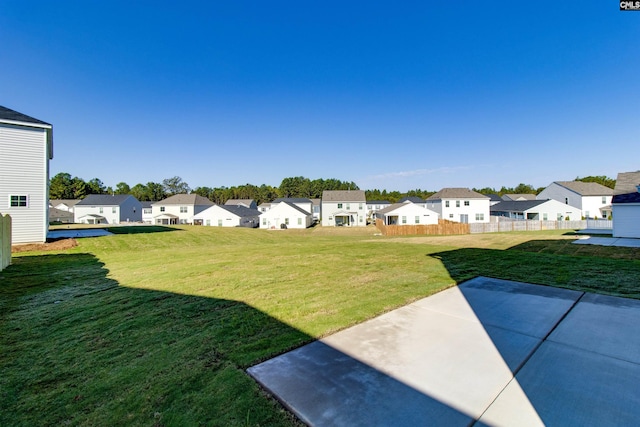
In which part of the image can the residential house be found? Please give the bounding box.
[48,207,74,224]
[537,181,613,219]
[491,200,581,221]
[502,194,537,202]
[225,199,257,209]
[321,190,367,227]
[260,201,313,229]
[399,196,427,208]
[612,171,640,239]
[141,202,153,224]
[0,106,53,244]
[426,188,490,223]
[152,194,214,225]
[366,200,391,222]
[74,195,142,224]
[194,204,260,227]
[311,198,321,222]
[50,199,80,213]
[271,198,313,215]
[375,202,439,226]
[258,202,271,214]
[487,194,503,206]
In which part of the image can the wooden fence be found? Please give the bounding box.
[375,219,469,236]
[0,214,11,271]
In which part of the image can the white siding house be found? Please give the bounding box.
[260,202,313,229]
[74,195,142,224]
[0,106,53,244]
[426,188,490,223]
[537,181,613,219]
[375,202,439,225]
[152,194,214,225]
[366,200,391,222]
[141,202,153,224]
[490,199,582,221]
[194,205,260,227]
[271,198,313,215]
[612,171,640,239]
[321,190,367,227]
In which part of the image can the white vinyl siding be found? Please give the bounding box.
[0,123,50,243]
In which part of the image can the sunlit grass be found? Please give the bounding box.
[1,226,638,425]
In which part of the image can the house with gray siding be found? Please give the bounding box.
[0,106,53,244]
[612,171,640,239]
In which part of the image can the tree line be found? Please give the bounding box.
[50,172,616,205]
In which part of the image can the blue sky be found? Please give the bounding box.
[2,2,638,192]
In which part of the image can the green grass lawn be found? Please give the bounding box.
[1,226,639,426]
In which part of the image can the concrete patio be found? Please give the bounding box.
[248,277,640,426]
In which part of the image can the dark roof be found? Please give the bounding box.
[0,105,51,126]
[612,192,640,204]
[490,200,546,212]
[272,197,312,204]
[614,171,640,195]
[399,196,426,203]
[366,200,391,205]
[427,188,489,200]
[77,194,137,206]
[218,205,261,217]
[487,194,503,202]
[141,201,153,209]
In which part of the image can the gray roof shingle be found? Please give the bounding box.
[0,105,51,126]
[614,171,640,195]
[555,181,613,196]
[76,195,136,206]
[153,194,214,206]
[322,190,366,202]
[427,188,489,200]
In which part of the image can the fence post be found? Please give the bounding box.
[1,214,11,271]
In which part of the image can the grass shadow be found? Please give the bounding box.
[429,240,640,299]
[0,253,308,426]
[106,225,181,234]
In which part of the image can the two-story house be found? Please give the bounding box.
[0,106,53,244]
[536,181,613,219]
[321,190,367,227]
[74,195,142,224]
[426,188,490,223]
[612,171,640,239]
[152,194,214,225]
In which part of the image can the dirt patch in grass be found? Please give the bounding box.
[12,238,78,253]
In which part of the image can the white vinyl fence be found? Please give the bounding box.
[0,214,11,271]
[470,219,611,234]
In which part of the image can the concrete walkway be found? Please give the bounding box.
[572,235,640,248]
[248,277,640,426]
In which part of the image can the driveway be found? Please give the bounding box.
[248,277,640,426]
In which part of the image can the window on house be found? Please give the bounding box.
[297,217,302,225]
[337,203,343,208]
[543,213,548,221]
[602,196,606,204]
[445,201,450,208]
[206,219,211,226]
[449,214,454,218]
[557,213,564,220]
[218,219,223,226]
[160,206,166,212]
[262,218,266,226]
[180,206,188,213]
[565,198,568,205]
[415,216,420,224]
[464,201,470,206]
[346,204,350,210]
[285,218,289,225]
[9,195,28,207]
[402,216,407,224]
[99,207,103,214]
[456,201,460,208]
[359,203,363,210]
[112,207,117,213]
[475,213,484,221]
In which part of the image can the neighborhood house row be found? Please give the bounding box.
[2,105,639,244]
